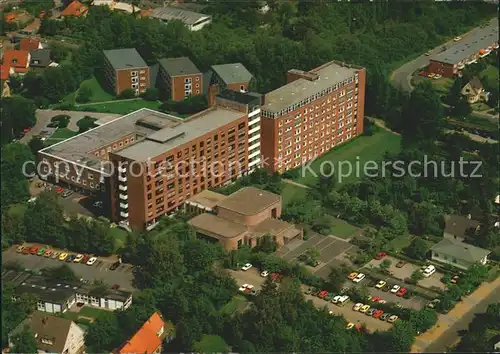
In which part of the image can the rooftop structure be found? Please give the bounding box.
[148,6,211,26]
[431,238,491,267]
[443,214,480,240]
[216,186,281,216]
[158,57,201,77]
[103,48,148,70]
[185,190,228,211]
[211,63,253,85]
[431,19,498,64]
[262,60,361,113]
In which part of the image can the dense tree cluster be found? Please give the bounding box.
[0,97,37,145]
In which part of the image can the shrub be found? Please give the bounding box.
[77,116,98,133]
[119,88,136,99]
[50,115,70,128]
[76,86,92,103]
[142,88,159,101]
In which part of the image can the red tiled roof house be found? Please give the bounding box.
[60,1,89,18]
[2,50,31,74]
[19,37,42,51]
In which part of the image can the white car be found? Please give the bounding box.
[260,270,269,277]
[390,285,401,293]
[331,295,342,304]
[423,265,436,277]
[353,273,366,283]
[241,263,252,271]
[73,254,84,263]
[375,280,386,289]
[352,303,363,311]
[86,257,97,266]
[239,284,249,292]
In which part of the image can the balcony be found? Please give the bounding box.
[118,184,127,192]
[248,108,261,118]
[120,202,128,209]
[118,165,127,173]
[119,194,128,200]
[248,116,261,127]
[120,211,129,218]
[248,157,261,168]
[248,133,260,143]
[249,149,260,160]
[248,141,260,152]
[248,126,260,135]
[118,175,127,182]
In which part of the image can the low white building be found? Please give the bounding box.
[148,7,212,31]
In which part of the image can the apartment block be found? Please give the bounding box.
[260,60,366,174]
[158,57,202,101]
[103,48,150,96]
[37,90,262,232]
[208,63,253,105]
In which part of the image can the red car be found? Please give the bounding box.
[371,296,381,302]
[22,248,31,255]
[56,187,64,193]
[318,290,329,299]
[30,246,39,255]
[82,255,90,264]
[375,252,387,260]
[271,273,283,282]
[396,288,408,297]
[373,309,384,319]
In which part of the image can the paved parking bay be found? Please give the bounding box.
[230,268,266,289]
[2,248,135,291]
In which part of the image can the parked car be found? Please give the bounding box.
[395,261,406,268]
[73,254,84,263]
[353,273,366,283]
[366,308,377,316]
[380,313,390,321]
[51,251,60,259]
[381,284,390,292]
[359,304,370,313]
[433,74,442,79]
[325,293,335,302]
[373,310,384,319]
[390,285,401,293]
[427,299,441,309]
[428,73,435,78]
[44,250,53,258]
[304,288,313,295]
[59,253,68,261]
[22,247,31,255]
[239,284,250,292]
[109,261,120,270]
[353,303,364,311]
[387,315,399,323]
[419,71,426,77]
[331,295,342,304]
[37,248,46,256]
[451,275,459,284]
[66,255,75,262]
[375,280,386,289]
[241,263,252,271]
[346,323,355,329]
[374,252,387,260]
[16,245,25,253]
[260,270,269,277]
[422,265,436,277]
[82,255,90,264]
[62,190,74,198]
[93,201,103,208]
[453,36,462,42]
[337,295,350,306]
[311,288,320,296]
[30,247,39,255]
[243,284,254,293]
[250,289,260,296]
[425,51,432,56]
[370,296,382,303]
[396,288,408,297]
[86,257,97,266]
[56,187,64,193]
[347,272,358,280]
[318,290,329,299]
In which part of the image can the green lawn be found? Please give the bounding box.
[62,306,109,321]
[293,128,402,187]
[44,128,77,146]
[80,76,114,103]
[220,295,248,316]
[329,217,359,239]
[193,335,230,353]
[110,227,128,251]
[79,99,162,115]
[281,183,307,206]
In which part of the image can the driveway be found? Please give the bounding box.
[2,247,135,291]
[391,24,491,91]
[367,257,447,291]
[21,109,120,144]
[276,232,358,278]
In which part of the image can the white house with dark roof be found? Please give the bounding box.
[147,6,212,31]
[430,238,491,270]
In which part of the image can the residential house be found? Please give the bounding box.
[2,49,30,75]
[443,214,480,242]
[19,37,42,51]
[495,339,500,352]
[430,238,491,270]
[461,76,489,103]
[147,7,212,31]
[60,1,89,18]
[103,48,150,96]
[116,312,175,354]
[9,312,85,354]
[158,57,202,100]
[29,49,53,72]
[187,187,303,251]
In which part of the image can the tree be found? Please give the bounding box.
[304,247,320,264]
[182,239,220,273]
[85,312,122,352]
[405,238,429,260]
[28,136,45,155]
[411,269,424,282]
[380,259,392,271]
[142,88,159,101]
[1,97,37,144]
[450,96,472,118]
[254,234,278,254]
[76,85,92,103]
[119,88,136,99]
[311,215,332,235]
[408,308,438,333]
[44,264,77,281]
[1,143,33,207]
[10,328,37,354]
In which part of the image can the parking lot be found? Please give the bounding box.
[276,233,358,278]
[230,268,266,290]
[367,256,447,291]
[2,247,135,291]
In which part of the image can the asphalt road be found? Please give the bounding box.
[390,25,487,91]
[424,284,500,353]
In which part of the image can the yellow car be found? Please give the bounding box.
[375,280,386,289]
[359,304,370,313]
[347,272,358,280]
[346,323,355,329]
[59,252,68,261]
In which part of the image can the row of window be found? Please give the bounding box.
[184,77,201,83]
[94,136,136,157]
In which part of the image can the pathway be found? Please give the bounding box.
[282,178,311,189]
[75,97,144,107]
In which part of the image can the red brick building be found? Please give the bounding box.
[103,48,150,96]
[260,60,366,174]
[37,91,262,232]
[158,57,202,101]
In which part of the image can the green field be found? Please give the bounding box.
[293,128,402,187]
[79,76,115,103]
[281,183,307,206]
[45,128,77,146]
[194,335,230,353]
[79,99,162,115]
[62,306,109,321]
[220,295,248,316]
[329,217,359,239]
